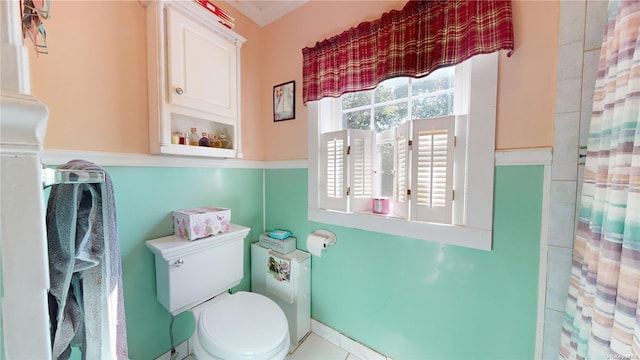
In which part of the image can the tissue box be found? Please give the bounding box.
[172,207,231,241]
[259,232,296,254]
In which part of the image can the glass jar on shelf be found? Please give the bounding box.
[219,131,230,149]
[199,132,210,147]
[171,132,181,144]
[189,128,199,146]
[210,135,222,148]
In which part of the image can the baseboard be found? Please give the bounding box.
[311,319,391,360]
[155,341,190,360]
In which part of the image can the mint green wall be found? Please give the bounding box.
[103,166,263,359]
[265,166,543,359]
[61,164,541,359]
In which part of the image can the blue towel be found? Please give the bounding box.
[47,160,128,359]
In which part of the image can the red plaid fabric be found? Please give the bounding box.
[302,0,514,104]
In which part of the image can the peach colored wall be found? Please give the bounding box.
[260,0,558,160]
[29,0,265,159]
[260,1,407,161]
[30,0,148,154]
[31,0,557,161]
[496,0,557,150]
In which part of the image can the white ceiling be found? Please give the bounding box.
[224,0,308,27]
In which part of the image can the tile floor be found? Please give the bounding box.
[159,329,374,360]
[286,333,362,360]
[164,332,365,360]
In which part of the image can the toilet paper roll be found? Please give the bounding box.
[306,234,328,257]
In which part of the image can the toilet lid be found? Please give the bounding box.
[198,292,289,359]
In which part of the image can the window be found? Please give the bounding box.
[320,67,458,224]
[308,53,499,250]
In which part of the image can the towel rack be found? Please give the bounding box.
[42,167,105,189]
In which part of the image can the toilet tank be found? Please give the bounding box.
[146,224,250,315]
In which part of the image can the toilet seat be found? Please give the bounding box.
[195,292,290,359]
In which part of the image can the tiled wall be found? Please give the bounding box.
[543,1,608,358]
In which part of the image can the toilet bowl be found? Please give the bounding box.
[190,292,290,360]
[145,225,291,360]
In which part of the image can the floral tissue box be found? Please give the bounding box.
[172,207,231,241]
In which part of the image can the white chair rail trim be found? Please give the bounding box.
[43,148,551,169]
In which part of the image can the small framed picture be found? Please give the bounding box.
[273,81,295,122]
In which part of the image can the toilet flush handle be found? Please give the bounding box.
[173,259,184,267]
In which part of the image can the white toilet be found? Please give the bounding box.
[146,224,290,359]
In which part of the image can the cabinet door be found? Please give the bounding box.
[166,7,237,120]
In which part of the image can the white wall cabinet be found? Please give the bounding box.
[145,0,246,158]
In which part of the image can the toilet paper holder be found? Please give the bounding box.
[311,229,337,246]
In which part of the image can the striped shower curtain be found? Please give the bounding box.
[560,1,640,359]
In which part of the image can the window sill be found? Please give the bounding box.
[356,210,404,219]
[308,208,492,251]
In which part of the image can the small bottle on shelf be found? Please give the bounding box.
[171,132,180,144]
[219,131,230,149]
[199,132,210,147]
[211,135,222,148]
[189,128,199,146]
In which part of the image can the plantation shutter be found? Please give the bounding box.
[411,116,455,223]
[349,129,374,212]
[394,122,410,219]
[320,130,348,211]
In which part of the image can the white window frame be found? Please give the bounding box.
[308,52,498,251]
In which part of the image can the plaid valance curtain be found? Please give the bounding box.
[301,0,514,104]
